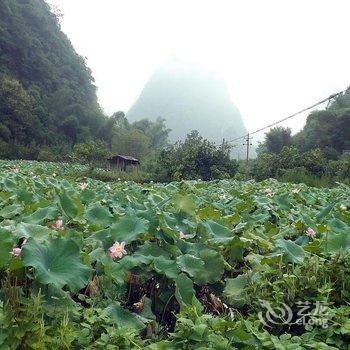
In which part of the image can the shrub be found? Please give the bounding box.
[250,152,278,181]
[156,131,238,181]
[70,140,111,174]
[277,167,333,187]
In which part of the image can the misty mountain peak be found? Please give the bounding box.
[127,61,247,143]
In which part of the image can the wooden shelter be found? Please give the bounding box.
[108,155,140,171]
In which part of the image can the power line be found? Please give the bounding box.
[215,87,348,147]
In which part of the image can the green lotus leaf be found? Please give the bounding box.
[118,254,151,269]
[316,203,335,222]
[275,238,305,263]
[3,178,16,191]
[203,220,234,244]
[135,242,170,259]
[108,302,146,331]
[328,218,348,232]
[324,230,350,253]
[140,297,156,321]
[194,249,225,285]
[0,228,15,267]
[22,238,90,291]
[175,273,195,307]
[0,204,23,219]
[15,188,34,204]
[14,223,54,242]
[22,206,58,224]
[223,274,249,307]
[172,194,196,215]
[59,193,84,220]
[275,195,291,210]
[153,256,180,279]
[85,203,113,227]
[110,213,149,243]
[176,254,205,278]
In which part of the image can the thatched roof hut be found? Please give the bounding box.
[108,155,140,171]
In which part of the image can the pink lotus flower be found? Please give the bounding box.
[108,241,127,260]
[79,182,88,190]
[11,247,22,258]
[306,227,316,238]
[52,219,64,230]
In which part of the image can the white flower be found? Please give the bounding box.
[219,193,228,200]
[79,182,88,190]
[340,204,347,211]
[292,188,300,194]
[179,231,187,239]
[264,188,273,197]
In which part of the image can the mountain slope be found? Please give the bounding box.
[127,62,247,144]
[0,0,105,157]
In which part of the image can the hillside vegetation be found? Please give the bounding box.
[0,0,105,158]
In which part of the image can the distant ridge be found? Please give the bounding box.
[127,60,247,146]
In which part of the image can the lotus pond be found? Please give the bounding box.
[0,160,350,349]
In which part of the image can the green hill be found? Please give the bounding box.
[0,0,105,158]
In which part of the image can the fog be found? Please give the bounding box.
[48,0,350,135]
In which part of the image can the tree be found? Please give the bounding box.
[0,0,106,159]
[71,140,111,173]
[61,116,79,144]
[0,77,43,145]
[261,127,292,154]
[132,117,171,149]
[113,129,150,160]
[112,111,130,130]
[278,146,302,170]
[295,109,350,152]
[250,153,278,181]
[157,130,238,181]
[98,114,119,149]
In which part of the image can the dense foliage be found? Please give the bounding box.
[252,90,350,184]
[0,0,108,157]
[250,146,350,184]
[110,114,171,160]
[295,93,350,153]
[0,160,350,348]
[156,131,238,181]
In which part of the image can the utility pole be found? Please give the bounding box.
[243,133,252,165]
[243,133,252,179]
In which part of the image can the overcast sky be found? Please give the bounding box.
[48,0,350,134]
